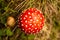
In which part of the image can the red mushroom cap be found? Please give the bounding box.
[18,8,44,34]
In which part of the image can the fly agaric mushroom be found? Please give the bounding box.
[18,8,44,34]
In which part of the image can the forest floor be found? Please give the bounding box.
[0,0,60,40]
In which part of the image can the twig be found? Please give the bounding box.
[18,0,29,11]
[47,2,58,14]
[5,36,8,40]
[12,25,18,32]
[14,1,26,11]
[2,1,14,15]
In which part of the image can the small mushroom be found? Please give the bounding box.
[7,16,16,28]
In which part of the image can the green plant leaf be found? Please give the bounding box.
[28,34,35,40]
[0,29,6,36]
[5,28,13,36]
[0,16,7,24]
[0,29,3,36]
[20,32,27,40]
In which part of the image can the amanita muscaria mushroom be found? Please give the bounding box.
[18,8,44,34]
